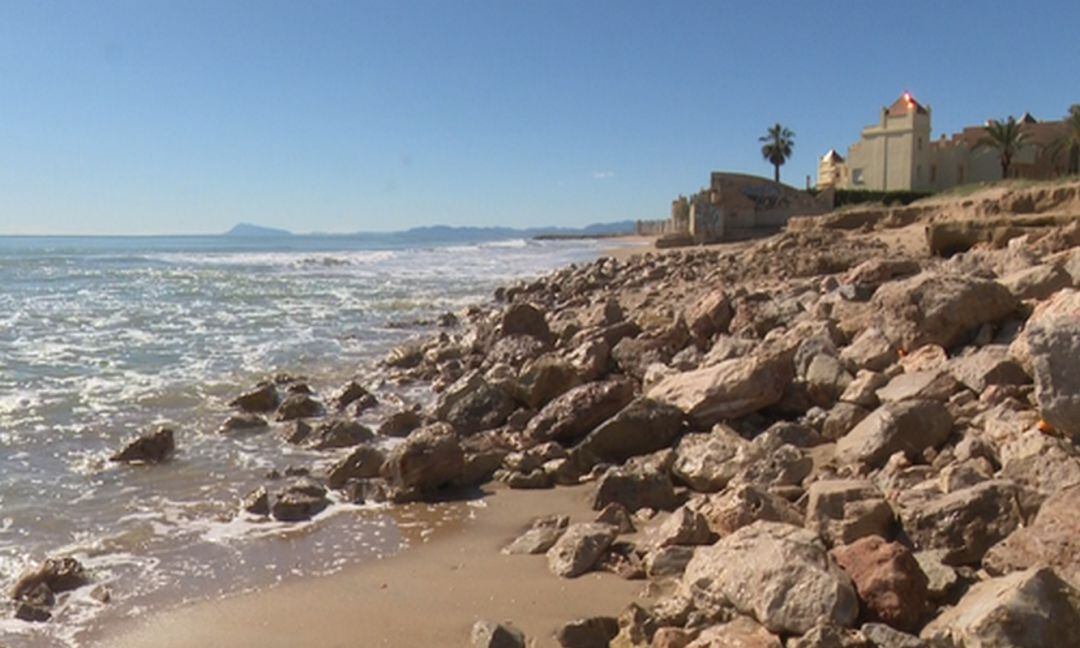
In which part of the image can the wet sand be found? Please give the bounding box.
[99,485,641,648]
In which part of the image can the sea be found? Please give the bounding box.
[0,233,606,646]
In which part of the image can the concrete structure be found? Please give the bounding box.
[638,173,833,243]
[819,93,1071,191]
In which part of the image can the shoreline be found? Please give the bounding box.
[99,485,641,648]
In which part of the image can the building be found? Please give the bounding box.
[819,93,1071,191]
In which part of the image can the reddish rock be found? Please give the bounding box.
[830,535,929,632]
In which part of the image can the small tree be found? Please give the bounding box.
[759,123,795,183]
[976,116,1029,179]
[1055,104,1080,175]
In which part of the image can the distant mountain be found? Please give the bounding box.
[224,223,293,237]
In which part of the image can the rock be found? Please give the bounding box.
[385,343,423,369]
[326,444,385,489]
[592,464,679,513]
[920,567,1080,648]
[382,423,465,495]
[555,616,619,648]
[581,298,624,329]
[516,355,582,410]
[805,353,854,407]
[984,484,1080,587]
[685,290,734,346]
[652,627,692,648]
[839,370,887,409]
[525,378,637,444]
[900,479,1024,565]
[229,383,280,412]
[683,521,858,634]
[686,617,782,648]
[860,624,926,648]
[646,545,697,579]
[805,480,894,547]
[488,335,549,368]
[872,272,1018,350]
[471,620,526,648]
[830,535,929,632]
[732,442,811,490]
[1021,289,1080,438]
[822,402,870,441]
[283,419,312,444]
[15,598,53,622]
[646,352,794,428]
[998,262,1073,300]
[547,522,618,578]
[110,427,176,464]
[671,426,749,493]
[377,409,422,438]
[570,398,685,470]
[307,418,375,449]
[242,486,270,515]
[332,380,370,411]
[702,483,803,537]
[275,393,324,421]
[219,413,268,432]
[949,345,1029,394]
[787,624,872,648]
[595,503,636,534]
[651,506,715,547]
[835,400,952,470]
[500,302,552,344]
[440,375,517,434]
[840,328,898,373]
[913,550,957,600]
[503,515,569,555]
[874,370,959,404]
[566,338,612,382]
[12,557,88,601]
[502,468,553,489]
[270,480,329,522]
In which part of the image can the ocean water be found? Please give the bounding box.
[0,234,603,646]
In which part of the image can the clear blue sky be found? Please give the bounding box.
[1,0,1077,235]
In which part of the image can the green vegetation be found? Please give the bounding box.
[976,116,1029,179]
[1051,104,1080,175]
[759,123,794,183]
[833,189,932,207]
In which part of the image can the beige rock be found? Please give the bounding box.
[805,479,894,547]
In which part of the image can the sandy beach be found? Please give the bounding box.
[99,485,641,647]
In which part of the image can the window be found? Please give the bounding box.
[852,169,864,185]
[930,164,937,183]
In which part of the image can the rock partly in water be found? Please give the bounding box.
[229,383,280,413]
[110,427,176,464]
[382,423,465,496]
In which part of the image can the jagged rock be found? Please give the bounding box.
[1020,289,1080,437]
[683,521,858,634]
[651,506,715,547]
[805,353,854,407]
[592,464,679,512]
[835,400,952,470]
[525,378,636,444]
[984,484,1080,587]
[872,272,1018,350]
[595,503,635,534]
[566,337,612,382]
[671,426,749,493]
[242,486,270,515]
[487,335,549,368]
[471,620,526,648]
[382,423,465,495]
[822,402,870,440]
[702,483,803,537]
[276,393,324,421]
[874,370,959,404]
[110,427,175,464]
[840,328,898,373]
[839,370,887,409]
[501,468,553,489]
[998,262,1073,300]
[685,289,733,346]
[787,624,873,648]
[385,343,423,369]
[645,545,696,579]
[570,398,684,470]
[732,442,811,490]
[547,522,618,578]
[999,428,1080,495]
[229,383,280,412]
[830,535,929,632]
[516,355,582,409]
[332,380,370,411]
[900,479,1024,565]
[646,352,794,428]
[219,413,268,432]
[439,374,516,434]
[500,302,552,344]
[860,624,926,648]
[12,557,88,602]
[686,617,781,648]
[805,480,894,547]
[555,616,619,648]
[913,550,958,601]
[377,408,422,438]
[269,480,329,522]
[283,419,312,444]
[920,567,1080,648]
[307,418,375,449]
[15,584,54,622]
[948,345,1030,394]
[503,515,570,555]
[326,444,385,489]
[581,298,624,329]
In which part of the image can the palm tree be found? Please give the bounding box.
[976,116,1029,179]
[1054,104,1080,175]
[759,123,794,183]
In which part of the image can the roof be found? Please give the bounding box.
[821,149,845,163]
[886,92,929,117]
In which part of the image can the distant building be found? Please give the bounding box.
[819,93,1071,191]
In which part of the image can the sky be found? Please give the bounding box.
[0,0,1077,235]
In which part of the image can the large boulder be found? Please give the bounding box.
[671,426,749,493]
[835,400,952,470]
[515,355,581,409]
[998,262,1073,301]
[524,378,636,444]
[683,521,858,635]
[872,272,1018,350]
[830,535,929,632]
[500,302,553,344]
[685,289,733,347]
[546,522,618,578]
[270,480,330,522]
[382,423,465,495]
[592,463,679,512]
[437,373,517,434]
[984,484,1080,587]
[686,616,782,648]
[920,567,1080,648]
[110,427,176,464]
[1020,289,1080,437]
[646,352,794,428]
[805,480,894,547]
[569,398,684,470]
[325,444,385,489]
[900,479,1024,565]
